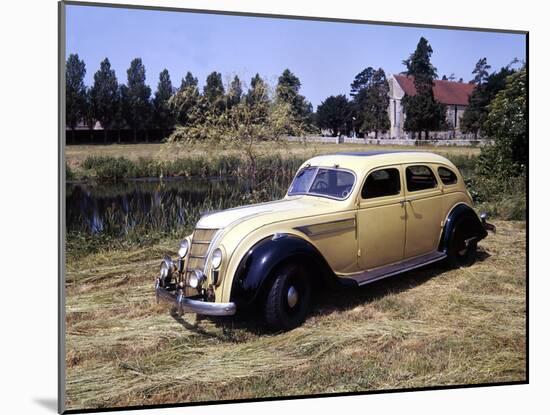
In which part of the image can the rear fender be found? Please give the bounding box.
[439,203,488,253]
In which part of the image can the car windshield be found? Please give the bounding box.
[288,166,355,200]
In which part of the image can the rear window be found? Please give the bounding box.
[406,165,437,192]
[438,167,458,185]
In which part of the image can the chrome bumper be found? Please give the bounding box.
[155,279,236,316]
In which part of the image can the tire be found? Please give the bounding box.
[446,219,478,268]
[264,263,311,331]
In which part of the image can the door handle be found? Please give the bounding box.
[400,199,412,206]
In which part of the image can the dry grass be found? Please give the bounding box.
[64,220,525,410]
[65,141,481,169]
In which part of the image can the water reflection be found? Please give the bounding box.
[66,178,266,237]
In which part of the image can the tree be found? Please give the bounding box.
[227,75,243,109]
[479,68,527,176]
[122,58,152,142]
[316,95,351,137]
[170,71,201,126]
[401,37,447,139]
[350,67,390,138]
[350,67,375,97]
[179,71,198,91]
[275,69,313,130]
[90,58,119,143]
[461,66,515,137]
[66,54,87,143]
[441,75,448,81]
[471,57,491,85]
[153,69,175,138]
[203,71,225,113]
[246,74,270,122]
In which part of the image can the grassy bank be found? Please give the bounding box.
[65,220,526,410]
[66,142,481,168]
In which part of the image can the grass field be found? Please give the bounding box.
[65,142,482,169]
[65,220,526,411]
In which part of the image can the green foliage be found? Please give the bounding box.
[401,37,447,138]
[350,67,390,138]
[275,69,314,132]
[152,69,175,135]
[203,71,226,114]
[227,75,243,108]
[90,58,119,134]
[316,95,351,136]
[65,54,87,132]
[471,57,491,85]
[179,71,198,90]
[478,68,527,177]
[121,58,152,141]
[461,66,515,136]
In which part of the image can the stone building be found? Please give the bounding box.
[388,74,476,138]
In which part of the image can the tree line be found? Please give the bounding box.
[66,37,523,143]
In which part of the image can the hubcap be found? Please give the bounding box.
[287,286,299,308]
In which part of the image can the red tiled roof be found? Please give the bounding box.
[393,74,475,106]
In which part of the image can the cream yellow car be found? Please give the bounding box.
[155,151,494,330]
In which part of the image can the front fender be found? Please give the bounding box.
[229,234,336,309]
[439,203,488,253]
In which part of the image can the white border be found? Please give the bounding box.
[1,1,542,414]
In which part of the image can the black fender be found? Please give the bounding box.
[439,203,488,253]
[229,234,339,309]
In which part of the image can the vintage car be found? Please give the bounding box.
[155,151,494,330]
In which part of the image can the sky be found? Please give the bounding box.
[66,4,526,107]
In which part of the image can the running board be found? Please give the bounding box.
[344,251,447,286]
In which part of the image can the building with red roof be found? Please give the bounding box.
[388,74,476,138]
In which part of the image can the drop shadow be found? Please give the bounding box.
[34,398,57,413]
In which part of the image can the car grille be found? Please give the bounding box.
[184,228,218,295]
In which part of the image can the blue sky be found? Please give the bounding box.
[66,4,526,107]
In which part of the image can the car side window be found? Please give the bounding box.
[361,168,401,199]
[406,165,437,192]
[437,166,458,185]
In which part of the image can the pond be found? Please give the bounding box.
[66,177,290,238]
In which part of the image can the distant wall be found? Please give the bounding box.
[288,136,493,147]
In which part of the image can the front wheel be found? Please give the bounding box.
[264,264,311,331]
[447,221,478,268]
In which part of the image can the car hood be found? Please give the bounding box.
[196,196,343,230]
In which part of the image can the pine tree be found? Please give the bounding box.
[153,69,175,138]
[227,75,243,109]
[471,57,491,85]
[275,69,312,130]
[179,71,198,91]
[66,54,87,143]
[401,37,447,139]
[203,71,225,114]
[90,58,119,143]
[122,58,152,142]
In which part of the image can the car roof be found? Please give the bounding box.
[302,151,455,175]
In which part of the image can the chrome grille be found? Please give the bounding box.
[184,228,218,295]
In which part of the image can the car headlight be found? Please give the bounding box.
[212,248,223,270]
[178,239,189,258]
[159,256,173,283]
[188,270,205,289]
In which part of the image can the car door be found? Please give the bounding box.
[403,164,443,258]
[357,166,406,270]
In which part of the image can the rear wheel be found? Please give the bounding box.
[447,220,478,268]
[264,263,311,331]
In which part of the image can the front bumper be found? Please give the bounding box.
[155,279,236,316]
